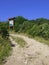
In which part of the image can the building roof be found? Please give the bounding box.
[8,17,15,20]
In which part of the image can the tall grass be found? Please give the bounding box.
[0,36,11,65]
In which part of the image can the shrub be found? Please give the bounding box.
[0,27,9,39]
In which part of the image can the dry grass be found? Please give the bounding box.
[11,36,26,47]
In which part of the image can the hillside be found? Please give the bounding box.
[13,16,49,41]
[0,16,49,65]
[0,16,49,42]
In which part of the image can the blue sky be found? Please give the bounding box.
[0,0,49,21]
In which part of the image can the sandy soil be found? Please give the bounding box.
[4,34,49,65]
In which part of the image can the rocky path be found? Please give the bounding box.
[4,34,49,65]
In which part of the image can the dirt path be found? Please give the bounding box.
[4,34,49,65]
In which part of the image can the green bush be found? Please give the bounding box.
[14,17,49,40]
[0,27,9,39]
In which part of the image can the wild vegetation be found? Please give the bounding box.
[0,16,49,43]
[14,16,49,40]
[0,25,11,65]
[0,16,49,40]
